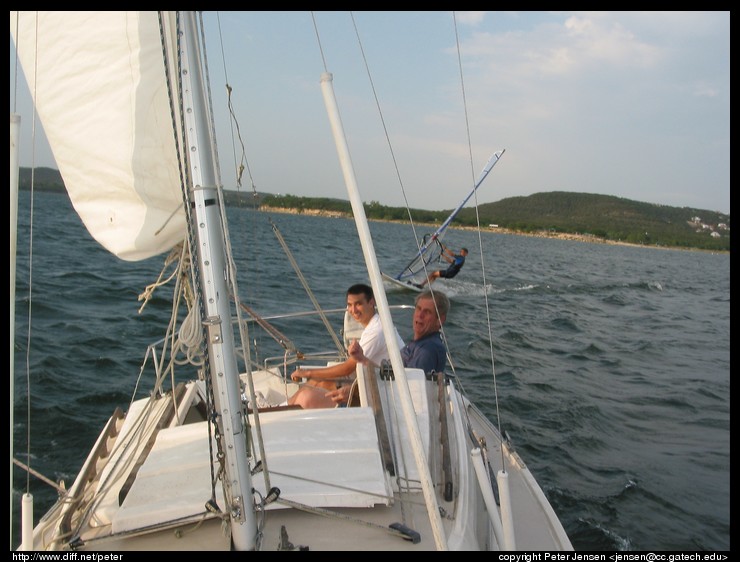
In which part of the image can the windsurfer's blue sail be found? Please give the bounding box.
[386,150,505,288]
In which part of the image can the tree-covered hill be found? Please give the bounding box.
[18,168,729,251]
[257,191,729,252]
[454,191,730,251]
[18,166,66,192]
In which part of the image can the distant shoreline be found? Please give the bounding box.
[257,205,728,254]
[17,189,726,254]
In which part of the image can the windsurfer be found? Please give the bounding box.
[418,244,468,287]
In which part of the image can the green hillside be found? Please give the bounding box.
[258,192,729,252]
[455,191,730,251]
[18,168,729,251]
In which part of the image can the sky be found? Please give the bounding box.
[10,11,730,215]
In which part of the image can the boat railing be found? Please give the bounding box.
[137,303,414,398]
[258,351,346,380]
[238,303,413,376]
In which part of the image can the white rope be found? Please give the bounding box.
[177,303,203,362]
[137,244,181,313]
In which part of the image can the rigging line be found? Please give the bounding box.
[197,10,252,381]
[451,12,505,464]
[269,217,345,356]
[310,12,329,74]
[12,458,65,495]
[216,12,257,197]
[267,468,393,502]
[340,12,493,437]
[214,11,255,194]
[346,12,432,279]
[276,497,415,542]
[425,12,470,386]
[18,11,42,499]
[238,301,300,356]
[203,12,264,385]
[315,11,437,284]
[209,12,265,374]
[11,12,19,112]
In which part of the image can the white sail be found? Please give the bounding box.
[10,11,186,261]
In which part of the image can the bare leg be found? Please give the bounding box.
[420,271,439,287]
[288,385,337,409]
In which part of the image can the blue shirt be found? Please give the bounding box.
[443,254,465,277]
[401,331,446,374]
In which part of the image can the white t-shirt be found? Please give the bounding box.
[359,313,404,365]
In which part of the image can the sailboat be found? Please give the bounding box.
[11,11,573,551]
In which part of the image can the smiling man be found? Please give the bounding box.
[288,283,403,409]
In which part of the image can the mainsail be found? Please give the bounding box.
[10,12,187,261]
[390,150,504,284]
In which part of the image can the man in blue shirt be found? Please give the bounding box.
[398,290,448,374]
[418,244,468,287]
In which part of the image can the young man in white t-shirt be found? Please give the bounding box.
[288,283,403,409]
